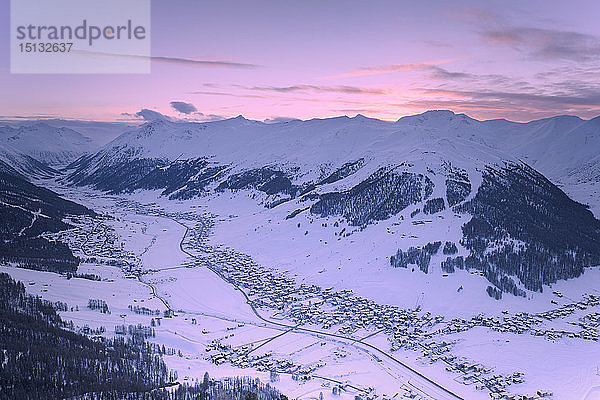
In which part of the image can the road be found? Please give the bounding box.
[151,215,466,400]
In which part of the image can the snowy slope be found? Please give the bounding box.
[67,110,600,186]
[65,111,600,298]
[0,122,95,166]
[67,113,509,186]
[0,142,58,179]
[0,158,92,273]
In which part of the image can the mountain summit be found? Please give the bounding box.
[62,111,600,298]
[0,122,95,166]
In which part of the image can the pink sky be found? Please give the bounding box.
[1,0,600,122]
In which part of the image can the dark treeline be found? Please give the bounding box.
[66,155,166,194]
[88,298,110,313]
[383,162,600,298]
[0,272,286,400]
[0,272,169,399]
[457,163,600,294]
[0,160,92,273]
[0,238,79,273]
[217,167,300,198]
[311,166,434,226]
[422,197,445,214]
[390,241,442,274]
[128,158,228,200]
[65,375,286,400]
[442,241,458,255]
[317,158,365,186]
[445,177,471,207]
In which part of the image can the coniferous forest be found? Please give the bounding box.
[0,272,286,400]
[0,161,92,273]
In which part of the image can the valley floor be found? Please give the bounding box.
[2,183,600,400]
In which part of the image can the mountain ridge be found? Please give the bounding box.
[59,110,600,298]
[0,122,96,167]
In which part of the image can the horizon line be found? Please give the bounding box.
[0,109,598,126]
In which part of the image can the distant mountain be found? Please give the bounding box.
[0,142,59,179]
[64,111,600,296]
[0,119,137,146]
[0,122,95,166]
[0,160,93,273]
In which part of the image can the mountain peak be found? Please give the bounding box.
[352,114,377,122]
[14,122,56,132]
[0,122,95,166]
[396,110,475,126]
[422,109,456,117]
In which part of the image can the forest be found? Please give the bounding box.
[0,161,92,273]
[457,163,600,293]
[0,272,286,400]
[311,166,434,226]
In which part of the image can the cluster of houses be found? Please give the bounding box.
[51,214,139,272]
[186,224,555,399]
[53,201,597,400]
[442,294,600,343]
[205,337,320,378]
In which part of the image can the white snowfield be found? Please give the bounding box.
[4,180,596,400]
[2,110,600,400]
[0,122,95,167]
[0,142,58,178]
[80,110,600,210]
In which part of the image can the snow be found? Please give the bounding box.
[3,183,600,399]
[2,110,600,399]
[0,122,95,166]
[72,111,599,215]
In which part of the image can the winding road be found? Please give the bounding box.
[137,214,467,400]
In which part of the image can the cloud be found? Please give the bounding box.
[192,84,388,98]
[72,50,259,68]
[243,84,389,95]
[200,114,228,122]
[331,108,400,116]
[150,55,258,68]
[177,113,227,122]
[428,66,475,80]
[418,88,600,107]
[481,27,600,62]
[120,109,229,123]
[119,109,172,122]
[190,91,266,99]
[0,114,59,120]
[403,85,600,121]
[425,67,515,89]
[326,59,457,79]
[170,101,198,114]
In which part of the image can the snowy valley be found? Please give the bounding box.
[1,111,600,400]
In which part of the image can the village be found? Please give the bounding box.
[44,199,600,400]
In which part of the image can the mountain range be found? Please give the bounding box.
[0,122,96,167]
[1,110,599,298]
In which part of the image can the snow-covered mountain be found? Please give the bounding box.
[0,123,95,167]
[0,143,58,179]
[0,159,92,273]
[65,111,600,298]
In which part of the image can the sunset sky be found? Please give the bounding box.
[2,0,600,122]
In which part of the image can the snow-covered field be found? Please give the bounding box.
[3,184,600,400]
